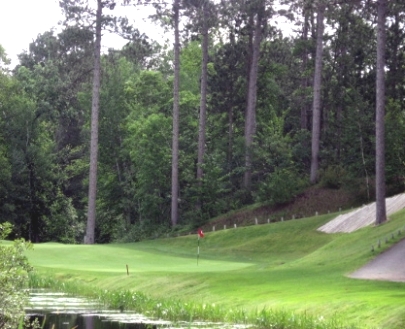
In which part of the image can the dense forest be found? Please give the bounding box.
[0,0,404,243]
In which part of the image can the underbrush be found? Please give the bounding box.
[112,222,173,242]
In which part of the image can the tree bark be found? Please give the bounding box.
[84,0,102,244]
[227,31,236,203]
[195,3,209,213]
[171,0,180,226]
[243,12,262,190]
[375,0,387,225]
[309,2,325,184]
[196,3,209,193]
[300,4,310,130]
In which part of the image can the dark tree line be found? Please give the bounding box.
[0,0,404,243]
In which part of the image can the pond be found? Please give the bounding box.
[25,290,250,329]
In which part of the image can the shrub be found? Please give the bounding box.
[255,169,307,205]
[0,222,32,329]
[113,222,171,242]
[319,165,347,189]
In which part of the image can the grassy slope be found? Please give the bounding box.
[26,210,405,329]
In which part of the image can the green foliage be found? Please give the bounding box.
[385,99,405,194]
[319,165,348,189]
[2,0,405,244]
[0,44,11,72]
[113,222,171,242]
[123,69,171,116]
[290,130,312,174]
[182,154,231,226]
[43,191,84,243]
[252,113,308,206]
[0,223,32,329]
[180,41,203,95]
[94,57,140,242]
[93,211,122,244]
[254,113,292,174]
[0,222,13,239]
[125,113,172,224]
[255,168,307,205]
[0,69,62,240]
[0,141,12,217]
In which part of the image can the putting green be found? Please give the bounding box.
[27,242,253,273]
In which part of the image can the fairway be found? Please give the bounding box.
[25,210,405,329]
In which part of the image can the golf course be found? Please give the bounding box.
[26,209,405,329]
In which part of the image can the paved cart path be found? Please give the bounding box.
[348,238,405,282]
[316,193,405,282]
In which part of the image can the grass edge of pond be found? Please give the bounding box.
[28,272,360,329]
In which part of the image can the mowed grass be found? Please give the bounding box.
[25,209,405,329]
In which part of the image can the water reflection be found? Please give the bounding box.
[28,312,157,329]
[25,291,250,329]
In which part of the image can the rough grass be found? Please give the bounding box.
[25,209,405,329]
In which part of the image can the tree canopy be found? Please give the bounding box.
[0,0,403,242]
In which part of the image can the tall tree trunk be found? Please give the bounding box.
[84,0,102,244]
[336,4,351,162]
[243,12,262,190]
[171,0,180,226]
[387,9,399,101]
[375,0,387,225]
[196,3,209,210]
[27,159,39,242]
[300,4,310,130]
[227,84,234,174]
[310,2,325,184]
[227,31,236,208]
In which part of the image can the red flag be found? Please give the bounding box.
[198,228,204,238]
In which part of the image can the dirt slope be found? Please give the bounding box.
[204,187,356,231]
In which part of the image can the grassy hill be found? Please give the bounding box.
[25,206,405,329]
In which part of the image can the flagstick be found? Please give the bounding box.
[197,235,200,265]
